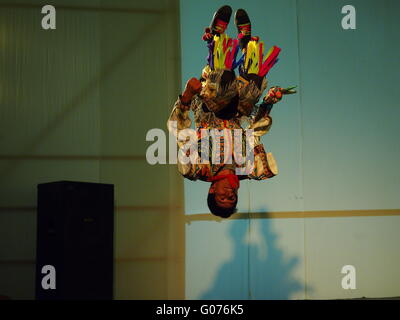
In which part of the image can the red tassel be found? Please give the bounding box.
[259,46,281,76]
[202,27,213,41]
[222,37,231,53]
[225,39,238,69]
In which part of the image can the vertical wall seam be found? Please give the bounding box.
[295,0,307,300]
[248,181,252,299]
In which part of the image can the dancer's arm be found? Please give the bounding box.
[167,78,202,149]
[167,78,211,180]
[249,85,296,135]
[247,145,278,180]
[247,86,285,136]
[244,87,285,179]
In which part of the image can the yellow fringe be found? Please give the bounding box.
[213,34,231,70]
[245,40,265,74]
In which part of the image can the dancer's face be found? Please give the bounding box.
[200,79,218,99]
[209,178,238,209]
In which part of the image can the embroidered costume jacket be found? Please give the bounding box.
[167,94,278,182]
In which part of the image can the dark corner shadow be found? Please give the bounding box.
[201,209,312,300]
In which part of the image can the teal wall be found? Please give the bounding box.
[181,0,400,299]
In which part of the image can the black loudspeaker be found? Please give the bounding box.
[35,181,114,300]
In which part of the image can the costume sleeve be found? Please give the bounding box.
[167,96,192,149]
[177,162,212,182]
[248,144,278,180]
[167,96,209,181]
[242,103,278,180]
[247,102,273,137]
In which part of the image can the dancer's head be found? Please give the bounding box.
[207,173,239,218]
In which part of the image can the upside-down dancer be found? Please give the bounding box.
[167,6,296,218]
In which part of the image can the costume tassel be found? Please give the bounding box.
[258,42,264,74]
[207,40,215,70]
[231,40,244,70]
[244,40,260,74]
[259,45,281,77]
[213,34,232,70]
[224,38,239,69]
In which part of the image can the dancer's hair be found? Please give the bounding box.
[207,192,237,218]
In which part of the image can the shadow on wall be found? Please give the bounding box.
[201,214,310,299]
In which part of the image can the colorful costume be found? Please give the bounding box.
[167,93,278,181]
[167,6,295,185]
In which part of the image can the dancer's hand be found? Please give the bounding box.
[181,78,202,106]
[263,87,283,104]
[263,86,297,104]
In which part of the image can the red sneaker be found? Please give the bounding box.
[210,5,232,35]
[235,9,251,49]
